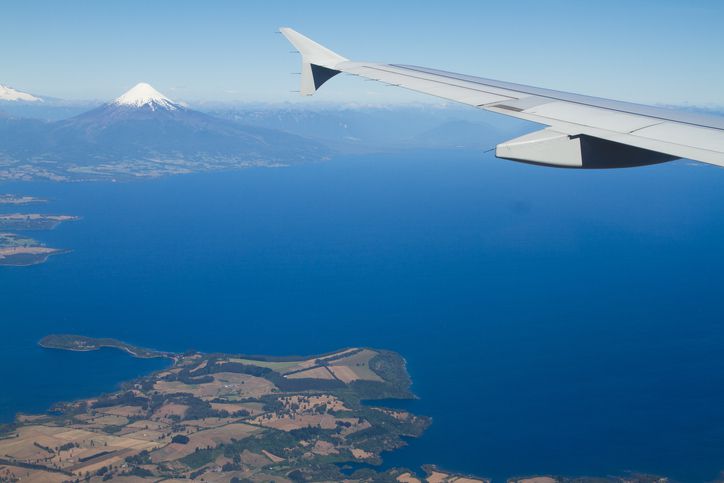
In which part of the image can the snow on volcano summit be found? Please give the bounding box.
[0,84,42,102]
[113,82,178,111]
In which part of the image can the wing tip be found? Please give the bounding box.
[279,27,346,96]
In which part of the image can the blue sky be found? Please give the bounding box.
[2,0,723,106]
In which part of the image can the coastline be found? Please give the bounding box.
[0,335,431,481]
[16,335,673,483]
[38,334,177,360]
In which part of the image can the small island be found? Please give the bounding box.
[0,194,46,205]
[0,336,670,483]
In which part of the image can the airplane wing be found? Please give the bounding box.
[280,27,724,169]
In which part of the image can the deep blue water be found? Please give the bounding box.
[2,151,724,482]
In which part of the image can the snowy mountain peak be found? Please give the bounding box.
[0,84,42,102]
[113,82,178,111]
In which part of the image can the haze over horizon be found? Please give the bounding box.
[2,0,724,107]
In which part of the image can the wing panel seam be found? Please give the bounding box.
[356,65,517,103]
[393,64,724,132]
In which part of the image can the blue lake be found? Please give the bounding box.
[2,151,724,482]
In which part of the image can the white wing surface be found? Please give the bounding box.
[280,27,724,169]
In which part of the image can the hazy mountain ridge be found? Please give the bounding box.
[206,104,529,151]
[47,102,326,163]
[0,84,329,181]
[0,93,535,181]
[0,82,548,181]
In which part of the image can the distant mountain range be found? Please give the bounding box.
[207,105,521,151]
[0,83,328,181]
[0,81,538,181]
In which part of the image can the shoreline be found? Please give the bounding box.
[38,334,177,361]
[0,248,70,267]
[23,335,674,483]
[1,335,429,482]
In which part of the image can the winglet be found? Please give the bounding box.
[279,28,347,96]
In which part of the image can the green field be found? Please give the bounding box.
[229,358,299,371]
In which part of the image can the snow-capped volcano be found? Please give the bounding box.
[0,84,42,102]
[0,83,328,178]
[112,82,178,111]
[43,81,327,169]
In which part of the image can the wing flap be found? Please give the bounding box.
[634,122,724,154]
[522,102,663,133]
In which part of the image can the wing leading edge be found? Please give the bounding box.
[280,27,724,169]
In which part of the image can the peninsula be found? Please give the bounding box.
[0,196,78,267]
[0,233,67,267]
[39,335,176,360]
[0,213,80,231]
[0,335,669,483]
[2,336,428,482]
[0,194,46,205]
